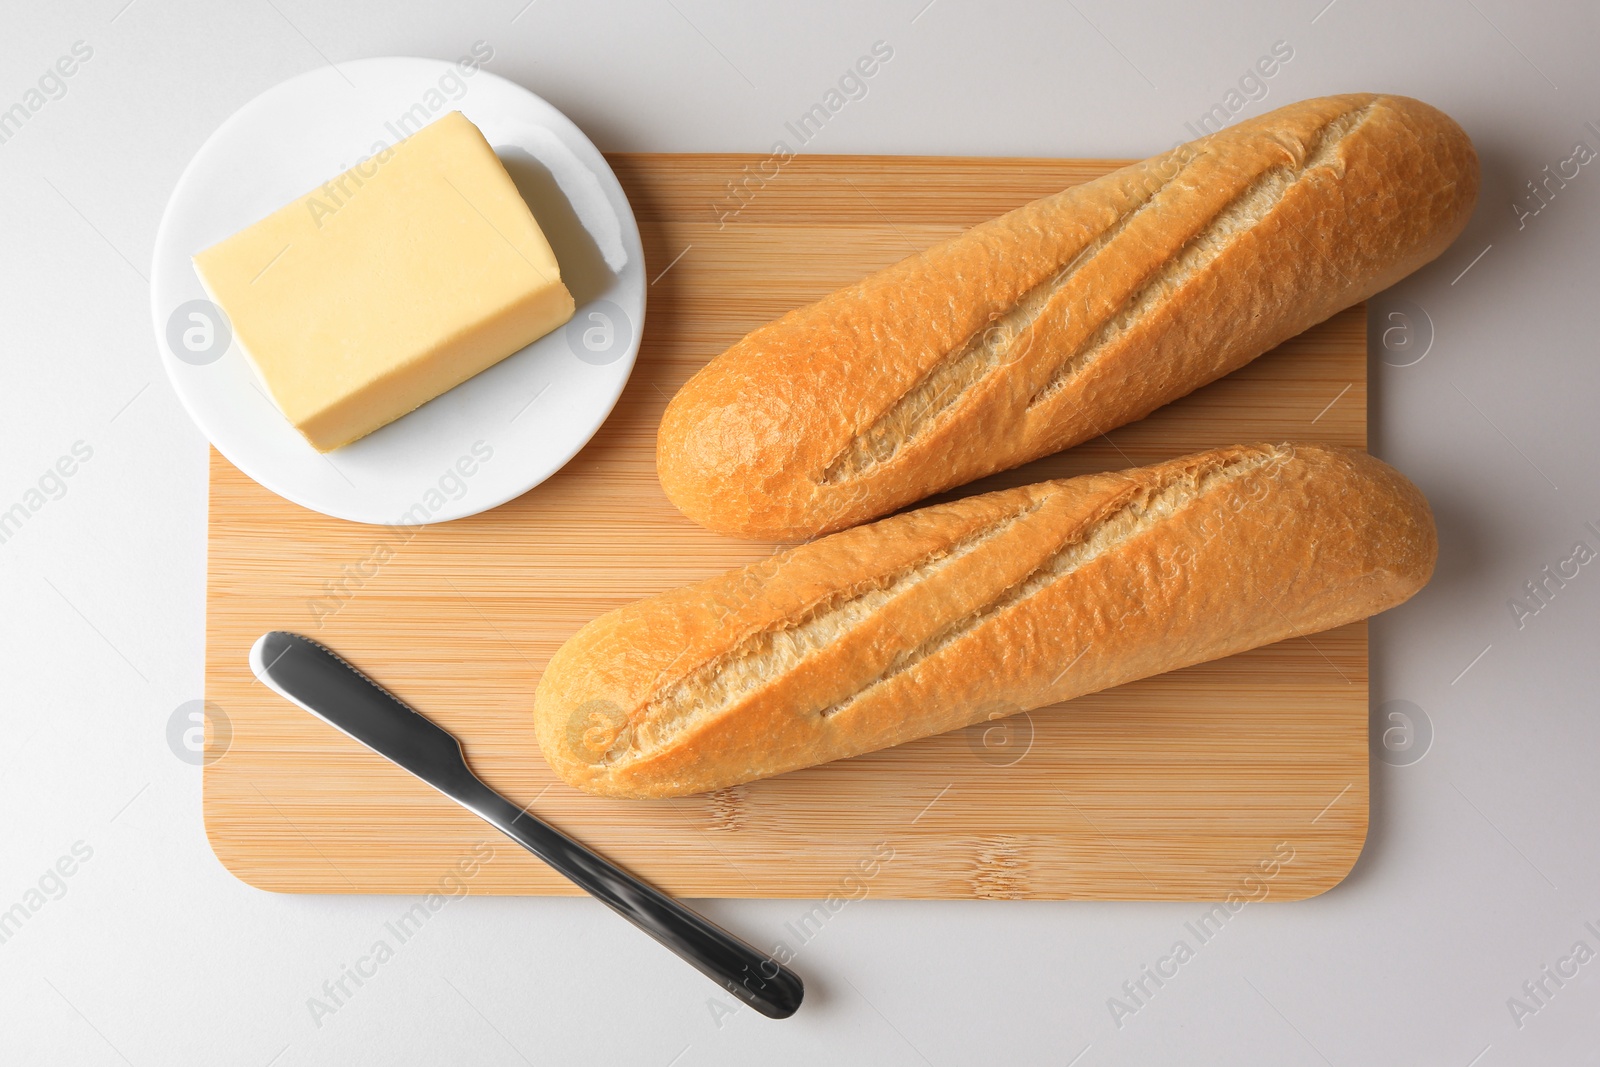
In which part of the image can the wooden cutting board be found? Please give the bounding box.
[204,153,1369,901]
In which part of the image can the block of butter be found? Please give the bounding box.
[193,111,574,451]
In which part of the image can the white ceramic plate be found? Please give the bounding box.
[151,56,645,525]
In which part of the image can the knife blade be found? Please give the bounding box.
[249,630,804,1020]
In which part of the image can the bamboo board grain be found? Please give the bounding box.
[204,153,1370,901]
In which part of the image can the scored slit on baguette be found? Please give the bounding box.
[535,443,1437,799]
[657,93,1478,540]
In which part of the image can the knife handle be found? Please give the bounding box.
[466,788,804,1020]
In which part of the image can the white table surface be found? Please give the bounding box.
[3,1,1597,1063]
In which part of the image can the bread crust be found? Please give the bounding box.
[536,444,1438,798]
[657,94,1478,539]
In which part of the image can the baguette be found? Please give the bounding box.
[657,94,1477,540]
[536,443,1436,798]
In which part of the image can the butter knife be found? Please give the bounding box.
[249,631,804,1019]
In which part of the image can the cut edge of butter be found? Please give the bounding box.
[299,281,574,452]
